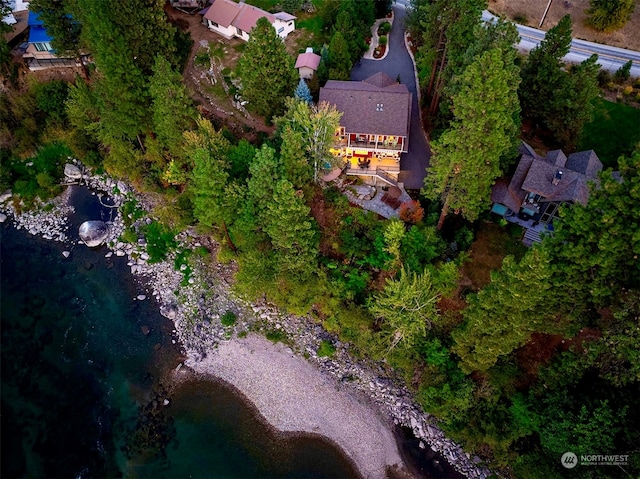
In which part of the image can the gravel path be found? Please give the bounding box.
[184,333,404,479]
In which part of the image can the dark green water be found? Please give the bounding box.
[0,187,360,479]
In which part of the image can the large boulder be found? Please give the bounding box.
[79,220,109,247]
[64,163,83,180]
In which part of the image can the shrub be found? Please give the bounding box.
[614,60,632,83]
[380,21,391,34]
[194,49,210,67]
[141,221,177,263]
[317,339,336,357]
[221,310,237,326]
[265,328,287,344]
[379,35,388,46]
[513,13,528,24]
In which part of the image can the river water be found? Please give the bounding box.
[0,187,359,479]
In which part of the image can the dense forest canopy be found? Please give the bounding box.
[1,0,638,477]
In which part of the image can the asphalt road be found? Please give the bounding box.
[481,10,640,76]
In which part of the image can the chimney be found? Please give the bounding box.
[552,170,563,186]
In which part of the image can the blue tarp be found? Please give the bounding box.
[28,11,53,44]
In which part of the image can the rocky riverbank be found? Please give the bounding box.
[0,164,493,479]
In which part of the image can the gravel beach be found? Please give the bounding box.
[185,333,405,479]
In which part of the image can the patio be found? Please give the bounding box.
[339,183,412,219]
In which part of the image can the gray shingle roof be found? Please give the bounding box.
[499,143,602,208]
[566,149,602,177]
[319,73,412,138]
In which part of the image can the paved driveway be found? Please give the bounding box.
[350,5,431,190]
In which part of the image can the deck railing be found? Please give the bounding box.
[345,166,399,187]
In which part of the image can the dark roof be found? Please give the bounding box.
[545,149,567,167]
[497,142,602,209]
[319,73,412,138]
[565,149,602,177]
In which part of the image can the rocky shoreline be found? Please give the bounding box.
[0,164,492,479]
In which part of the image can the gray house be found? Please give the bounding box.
[492,142,602,242]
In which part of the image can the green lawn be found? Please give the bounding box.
[296,14,324,38]
[578,98,640,169]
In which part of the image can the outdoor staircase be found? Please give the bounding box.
[523,228,543,246]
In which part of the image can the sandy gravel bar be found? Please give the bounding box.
[185,333,404,479]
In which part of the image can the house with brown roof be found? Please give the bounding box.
[295,48,321,79]
[491,141,602,243]
[201,0,295,42]
[318,72,412,184]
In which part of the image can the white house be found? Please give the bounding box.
[202,0,295,42]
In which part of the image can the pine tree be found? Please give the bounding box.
[294,78,313,104]
[280,125,313,188]
[452,248,561,373]
[415,0,485,118]
[543,152,640,307]
[149,55,197,157]
[519,15,573,136]
[424,48,521,229]
[547,54,600,149]
[247,144,282,229]
[328,31,352,81]
[237,17,297,121]
[265,179,319,279]
[190,148,231,229]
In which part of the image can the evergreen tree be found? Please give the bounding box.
[190,148,231,228]
[149,55,197,157]
[317,44,330,86]
[227,139,256,180]
[328,31,352,81]
[587,0,635,32]
[237,17,297,121]
[543,152,640,308]
[280,125,313,188]
[246,144,282,229]
[519,15,599,148]
[547,54,600,149]
[265,179,319,279]
[452,248,565,373]
[415,0,485,118]
[614,60,633,83]
[294,78,313,104]
[441,19,519,141]
[424,48,521,229]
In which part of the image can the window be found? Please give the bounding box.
[278,27,284,34]
[376,103,383,111]
[34,42,51,52]
[210,21,219,28]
